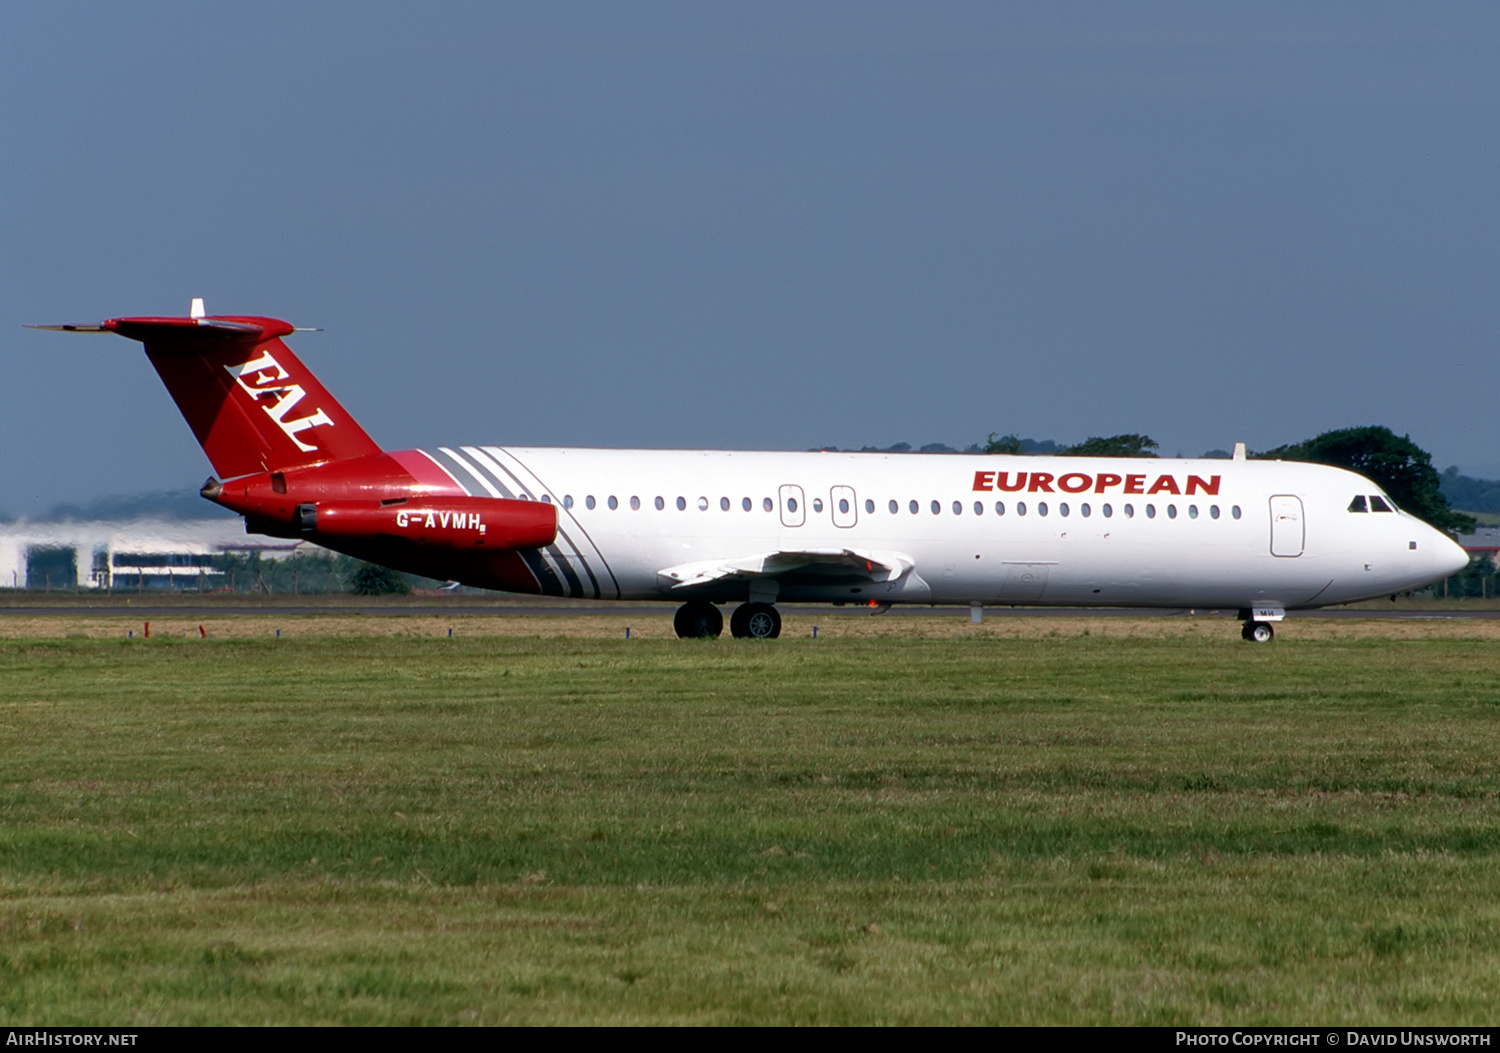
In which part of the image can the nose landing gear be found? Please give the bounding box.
[1238,606,1282,643]
[1241,620,1274,643]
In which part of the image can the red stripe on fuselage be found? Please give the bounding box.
[390,449,472,497]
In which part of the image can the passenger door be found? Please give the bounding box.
[1269,495,1305,557]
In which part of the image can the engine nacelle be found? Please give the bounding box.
[298,496,557,551]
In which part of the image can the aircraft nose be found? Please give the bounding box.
[1432,529,1471,579]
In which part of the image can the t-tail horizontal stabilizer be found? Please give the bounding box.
[29,298,379,480]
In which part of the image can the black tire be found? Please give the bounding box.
[730,602,780,639]
[729,606,780,639]
[1242,621,1274,643]
[674,601,723,639]
[729,604,751,638]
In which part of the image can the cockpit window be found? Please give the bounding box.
[1348,495,1368,513]
[1370,495,1394,513]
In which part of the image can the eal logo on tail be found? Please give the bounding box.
[228,350,335,452]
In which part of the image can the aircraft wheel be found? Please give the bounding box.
[674,601,723,639]
[731,602,781,639]
[1242,621,1274,643]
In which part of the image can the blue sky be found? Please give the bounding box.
[5,3,1499,515]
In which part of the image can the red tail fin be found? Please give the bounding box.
[103,312,381,479]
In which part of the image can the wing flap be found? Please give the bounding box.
[658,548,915,590]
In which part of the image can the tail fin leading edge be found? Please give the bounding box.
[52,309,382,480]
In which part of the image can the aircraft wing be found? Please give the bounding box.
[657,548,916,590]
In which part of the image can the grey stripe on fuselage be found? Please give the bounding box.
[483,444,618,603]
[430,447,554,590]
[437,447,503,498]
[559,534,602,598]
[445,446,595,598]
[518,548,566,596]
[478,446,619,601]
[458,446,520,499]
[459,446,592,597]
[539,542,585,598]
[416,449,474,496]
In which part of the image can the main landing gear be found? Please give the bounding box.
[673,601,782,639]
[730,602,781,639]
[673,600,723,639]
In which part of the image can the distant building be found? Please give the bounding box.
[1457,527,1500,569]
[0,519,307,591]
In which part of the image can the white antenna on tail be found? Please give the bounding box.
[190,297,206,319]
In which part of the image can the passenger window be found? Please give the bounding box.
[1167,505,1177,519]
[676,496,687,511]
[995,501,1006,515]
[1371,496,1394,512]
[931,500,940,514]
[1188,505,1198,519]
[1146,504,1156,519]
[541,495,552,503]
[630,496,640,510]
[1124,504,1134,518]
[763,497,773,512]
[866,499,875,513]
[1348,495,1368,513]
[840,498,851,514]
[608,496,619,510]
[1102,503,1112,518]
[1059,503,1069,517]
[1081,503,1091,517]
[563,495,574,509]
[1232,505,1242,519]
[1017,501,1027,516]
[973,501,983,516]
[787,497,798,513]
[586,495,596,510]
[1210,505,1220,519]
[952,501,962,515]
[1038,502,1049,517]
[813,498,824,513]
[654,496,665,511]
[909,500,918,514]
[720,497,731,511]
[889,500,899,514]
[743,497,752,511]
[698,496,709,511]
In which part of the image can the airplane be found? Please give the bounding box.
[33,300,1471,642]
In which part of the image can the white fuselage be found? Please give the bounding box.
[420,447,1469,609]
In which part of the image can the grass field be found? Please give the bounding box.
[2,612,1499,1025]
